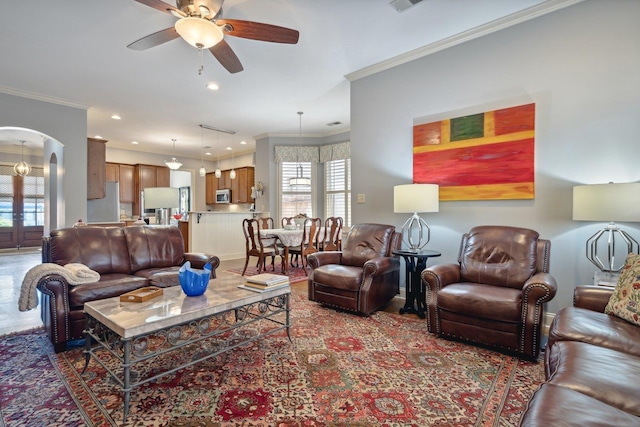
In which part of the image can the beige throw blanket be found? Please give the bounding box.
[19,263,100,312]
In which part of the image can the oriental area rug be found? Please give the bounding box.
[1,293,544,426]
[227,265,309,284]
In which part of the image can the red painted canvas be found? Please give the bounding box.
[413,103,535,200]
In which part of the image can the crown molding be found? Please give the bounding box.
[346,0,585,82]
[0,85,89,110]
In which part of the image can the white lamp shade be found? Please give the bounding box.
[144,187,180,209]
[175,17,223,49]
[573,183,640,222]
[394,184,439,213]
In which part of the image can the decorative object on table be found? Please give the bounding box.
[394,184,439,251]
[421,225,556,360]
[413,103,535,200]
[73,219,87,227]
[173,213,183,220]
[289,111,311,187]
[165,138,182,170]
[178,261,212,297]
[293,213,308,228]
[573,182,640,285]
[144,187,180,225]
[13,140,31,176]
[128,0,299,75]
[119,286,163,303]
[240,272,290,292]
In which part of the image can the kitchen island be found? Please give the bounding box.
[188,211,269,261]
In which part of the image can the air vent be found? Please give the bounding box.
[389,0,424,13]
[326,121,342,127]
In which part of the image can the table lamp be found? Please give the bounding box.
[144,187,180,225]
[394,184,439,251]
[573,182,640,282]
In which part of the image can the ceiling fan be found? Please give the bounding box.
[128,0,299,74]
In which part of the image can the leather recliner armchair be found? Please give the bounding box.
[421,225,557,360]
[307,223,401,315]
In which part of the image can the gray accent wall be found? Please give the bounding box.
[350,0,640,311]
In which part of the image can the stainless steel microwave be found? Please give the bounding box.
[216,189,231,203]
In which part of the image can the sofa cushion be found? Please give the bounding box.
[605,253,640,326]
[519,383,640,427]
[68,274,148,308]
[135,267,182,288]
[311,264,363,291]
[438,283,522,322]
[548,306,640,357]
[125,225,185,273]
[341,223,394,267]
[460,226,538,289]
[49,227,131,275]
[546,340,640,416]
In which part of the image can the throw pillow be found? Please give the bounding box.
[605,253,640,325]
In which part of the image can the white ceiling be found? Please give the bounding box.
[0,0,572,160]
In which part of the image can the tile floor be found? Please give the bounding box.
[0,250,410,337]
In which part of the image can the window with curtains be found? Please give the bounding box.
[279,161,314,218]
[325,158,351,226]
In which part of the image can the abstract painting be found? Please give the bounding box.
[413,103,535,201]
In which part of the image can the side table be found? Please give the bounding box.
[393,249,441,319]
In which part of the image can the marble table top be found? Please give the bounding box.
[83,271,290,339]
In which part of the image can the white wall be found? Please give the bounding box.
[350,0,640,312]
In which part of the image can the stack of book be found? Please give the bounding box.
[239,273,290,292]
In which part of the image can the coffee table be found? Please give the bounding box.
[81,271,291,423]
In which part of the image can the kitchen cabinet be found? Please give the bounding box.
[205,172,218,205]
[133,164,171,216]
[106,163,135,203]
[87,137,107,200]
[205,166,254,205]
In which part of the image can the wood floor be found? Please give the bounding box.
[0,251,415,337]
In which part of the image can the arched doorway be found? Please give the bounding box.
[0,127,63,248]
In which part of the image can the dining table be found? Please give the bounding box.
[260,227,324,273]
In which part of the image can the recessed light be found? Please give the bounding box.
[206,82,219,91]
[111,114,121,120]
[131,141,139,145]
[240,140,247,145]
[205,152,212,156]
[226,147,232,150]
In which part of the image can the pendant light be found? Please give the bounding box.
[198,128,206,177]
[165,139,182,170]
[14,140,31,177]
[289,111,311,187]
[229,140,236,180]
[214,130,222,177]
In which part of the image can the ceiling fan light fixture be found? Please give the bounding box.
[175,17,223,49]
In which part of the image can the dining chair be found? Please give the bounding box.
[289,217,322,270]
[281,217,296,227]
[321,216,343,251]
[241,218,285,275]
[258,217,275,230]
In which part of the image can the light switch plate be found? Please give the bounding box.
[357,193,366,204]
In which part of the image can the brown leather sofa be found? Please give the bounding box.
[421,225,557,360]
[37,225,220,353]
[307,223,401,315]
[519,286,640,426]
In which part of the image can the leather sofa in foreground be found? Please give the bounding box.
[37,225,220,353]
[519,286,640,426]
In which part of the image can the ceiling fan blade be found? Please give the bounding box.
[209,40,243,73]
[127,27,180,50]
[216,19,299,44]
[133,0,183,15]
